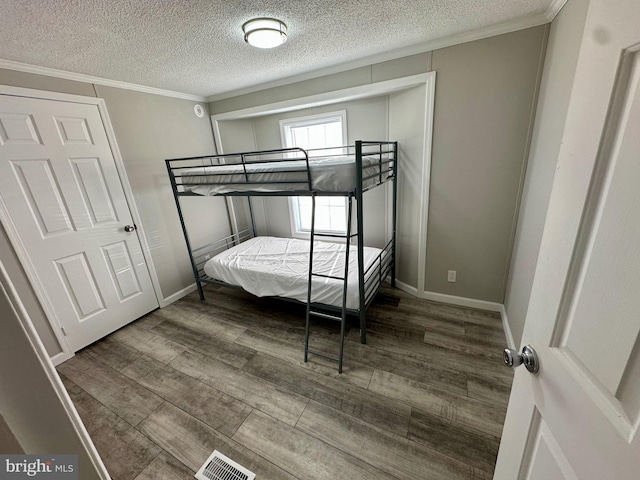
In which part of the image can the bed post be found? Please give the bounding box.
[355,141,366,344]
[165,159,205,301]
[304,193,317,362]
[247,197,258,238]
[391,141,398,288]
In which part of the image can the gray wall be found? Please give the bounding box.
[389,85,429,288]
[216,119,257,234]
[211,53,432,114]
[426,26,548,302]
[504,0,590,346]
[0,70,221,357]
[0,68,97,97]
[211,27,548,303]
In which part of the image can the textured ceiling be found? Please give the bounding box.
[0,0,556,98]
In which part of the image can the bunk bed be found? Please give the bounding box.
[166,140,398,373]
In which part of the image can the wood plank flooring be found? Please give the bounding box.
[57,285,513,480]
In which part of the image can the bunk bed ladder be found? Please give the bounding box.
[304,194,353,374]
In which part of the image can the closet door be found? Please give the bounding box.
[0,94,158,352]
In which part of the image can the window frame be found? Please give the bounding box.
[279,110,347,153]
[279,111,349,239]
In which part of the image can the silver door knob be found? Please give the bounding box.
[124,224,137,233]
[504,345,539,374]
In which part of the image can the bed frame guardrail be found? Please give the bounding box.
[166,143,396,196]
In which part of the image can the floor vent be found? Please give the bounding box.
[195,450,256,480]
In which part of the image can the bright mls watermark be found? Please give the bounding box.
[0,455,77,479]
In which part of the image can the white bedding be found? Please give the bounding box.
[203,236,382,309]
[179,155,390,195]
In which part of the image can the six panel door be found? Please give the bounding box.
[0,94,158,352]
[495,1,640,478]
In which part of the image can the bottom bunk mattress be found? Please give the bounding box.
[203,236,382,309]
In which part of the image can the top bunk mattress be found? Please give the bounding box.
[203,236,382,309]
[177,154,391,195]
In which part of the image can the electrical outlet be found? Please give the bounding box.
[447,270,457,283]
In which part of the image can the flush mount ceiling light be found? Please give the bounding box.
[242,18,287,49]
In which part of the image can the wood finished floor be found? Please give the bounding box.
[57,285,513,480]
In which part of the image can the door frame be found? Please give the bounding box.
[0,259,110,479]
[0,85,164,361]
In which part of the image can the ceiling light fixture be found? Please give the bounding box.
[242,18,287,49]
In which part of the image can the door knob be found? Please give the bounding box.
[124,224,137,233]
[504,345,539,374]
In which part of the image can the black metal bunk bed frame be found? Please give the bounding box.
[166,140,398,373]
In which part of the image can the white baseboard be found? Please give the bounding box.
[50,351,70,367]
[421,291,502,312]
[162,283,197,306]
[395,280,502,312]
[500,305,517,350]
[394,279,419,296]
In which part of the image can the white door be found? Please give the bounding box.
[495,1,640,479]
[0,94,158,352]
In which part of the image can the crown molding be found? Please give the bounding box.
[207,11,554,102]
[0,58,207,102]
[545,0,570,21]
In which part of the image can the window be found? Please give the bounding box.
[293,196,347,233]
[280,111,348,236]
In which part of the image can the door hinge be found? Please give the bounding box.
[61,327,67,336]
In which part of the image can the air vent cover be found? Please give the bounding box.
[195,450,256,480]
